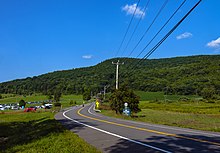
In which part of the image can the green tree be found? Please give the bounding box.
[201,86,216,99]
[0,94,2,99]
[83,91,91,101]
[19,99,26,108]
[47,94,53,100]
[54,90,62,102]
[109,86,140,114]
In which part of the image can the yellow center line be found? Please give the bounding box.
[77,107,220,146]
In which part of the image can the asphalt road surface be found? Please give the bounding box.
[55,103,220,153]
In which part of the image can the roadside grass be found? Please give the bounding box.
[100,91,220,132]
[0,111,100,153]
[100,108,220,132]
[135,91,202,101]
[139,101,220,114]
[59,95,84,108]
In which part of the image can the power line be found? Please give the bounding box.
[122,0,202,79]
[135,0,187,58]
[120,0,151,57]
[114,0,141,57]
[126,0,169,58]
[122,0,187,73]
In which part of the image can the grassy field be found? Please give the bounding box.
[0,94,85,109]
[135,91,202,101]
[0,111,100,153]
[0,94,48,104]
[100,91,220,132]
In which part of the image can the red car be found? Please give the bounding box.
[24,107,36,112]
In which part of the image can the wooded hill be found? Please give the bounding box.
[0,55,219,98]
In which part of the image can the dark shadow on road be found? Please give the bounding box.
[105,134,220,153]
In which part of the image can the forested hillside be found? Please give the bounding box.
[0,55,219,97]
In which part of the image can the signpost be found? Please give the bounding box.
[123,102,131,116]
[96,100,100,109]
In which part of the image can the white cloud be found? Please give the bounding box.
[122,3,145,18]
[207,37,220,48]
[176,32,193,40]
[82,55,93,59]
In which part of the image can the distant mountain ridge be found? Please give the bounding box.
[0,55,219,96]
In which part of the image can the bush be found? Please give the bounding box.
[178,96,190,102]
[0,94,2,99]
[69,100,74,106]
[19,99,26,107]
[54,102,61,107]
[109,86,140,114]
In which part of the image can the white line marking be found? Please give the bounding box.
[87,103,220,137]
[88,104,102,117]
[63,108,172,153]
[112,117,220,137]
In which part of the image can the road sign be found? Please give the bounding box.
[96,101,100,109]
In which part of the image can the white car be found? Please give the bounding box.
[0,105,5,111]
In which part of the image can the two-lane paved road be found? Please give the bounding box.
[55,103,220,153]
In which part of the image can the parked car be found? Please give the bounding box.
[11,106,19,110]
[45,104,52,109]
[0,105,4,111]
[24,106,36,112]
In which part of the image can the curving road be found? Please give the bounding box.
[55,103,220,153]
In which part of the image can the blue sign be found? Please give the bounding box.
[123,107,131,116]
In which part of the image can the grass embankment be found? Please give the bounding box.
[101,92,220,132]
[0,111,100,153]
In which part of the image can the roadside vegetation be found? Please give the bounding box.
[101,91,220,132]
[0,111,100,153]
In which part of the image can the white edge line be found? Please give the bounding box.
[87,103,220,137]
[113,117,220,137]
[93,103,101,112]
[88,104,102,117]
[63,108,172,153]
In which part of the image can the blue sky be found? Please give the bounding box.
[0,0,219,83]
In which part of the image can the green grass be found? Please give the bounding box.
[0,94,85,110]
[101,109,220,132]
[0,94,48,104]
[135,91,202,101]
[139,101,220,114]
[100,91,220,132]
[0,111,100,153]
[59,95,84,108]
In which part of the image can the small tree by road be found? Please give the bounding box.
[109,86,140,114]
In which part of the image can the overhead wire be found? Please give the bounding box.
[114,0,141,58]
[120,0,151,57]
[122,0,187,74]
[122,0,202,79]
[125,0,169,59]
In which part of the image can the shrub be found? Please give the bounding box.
[19,99,26,107]
[69,100,74,106]
[109,86,140,114]
[54,102,61,107]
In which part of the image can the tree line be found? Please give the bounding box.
[0,55,219,99]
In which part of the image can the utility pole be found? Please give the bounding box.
[103,85,109,100]
[112,60,124,90]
